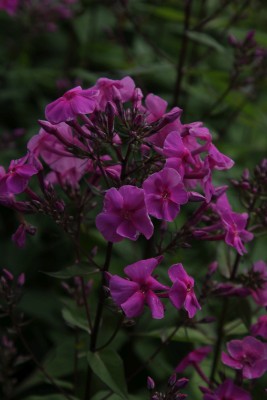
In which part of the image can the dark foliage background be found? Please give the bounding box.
[0,1,266,399]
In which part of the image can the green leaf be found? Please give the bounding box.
[41,263,99,279]
[236,298,252,330]
[62,308,91,333]
[137,326,215,345]
[23,396,78,400]
[87,349,128,399]
[186,31,225,53]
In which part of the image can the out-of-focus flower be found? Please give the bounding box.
[251,315,267,339]
[222,336,267,379]
[201,378,251,400]
[175,345,212,373]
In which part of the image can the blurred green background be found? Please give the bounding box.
[0,0,266,399]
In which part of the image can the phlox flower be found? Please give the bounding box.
[93,76,135,110]
[175,345,212,373]
[96,185,154,242]
[45,86,99,124]
[143,168,188,222]
[202,379,251,400]
[222,336,267,379]
[0,154,41,195]
[251,315,267,339]
[168,263,201,318]
[215,193,253,255]
[109,258,168,319]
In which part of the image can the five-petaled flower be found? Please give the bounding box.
[109,257,168,319]
[143,168,188,222]
[222,336,267,379]
[96,185,154,242]
[168,263,201,318]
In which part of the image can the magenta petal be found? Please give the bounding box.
[70,95,96,115]
[184,292,201,318]
[169,281,187,309]
[121,291,145,318]
[17,165,38,178]
[133,209,154,239]
[146,291,164,319]
[243,359,267,379]
[227,340,244,359]
[95,213,123,242]
[124,258,158,283]
[45,98,74,124]
[104,188,123,212]
[221,352,243,370]
[168,263,192,284]
[117,220,139,240]
[162,200,180,221]
[109,275,139,305]
[6,174,27,194]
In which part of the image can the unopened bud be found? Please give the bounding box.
[147,376,155,390]
[175,377,189,389]
[2,269,14,281]
[17,273,25,286]
[168,373,177,386]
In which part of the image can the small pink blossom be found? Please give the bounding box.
[0,154,41,195]
[215,193,253,255]
[96,185,154,242]
[202,379,251,400]
[45,86,99,124]
[168,263,201,318]
[176,345,212,373]
[94,76,135,110]
[143,168,188,222]
[222,336,267,379]
[109,258,168,319]
[251,315,267,339]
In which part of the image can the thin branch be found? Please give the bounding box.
[172,0,193,107]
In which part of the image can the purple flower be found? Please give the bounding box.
[176,346,212,373]
[96,185,154,242]
[109,258,168,319]
[94,76,135,110]
[202,379,251,400]
[0,0,18,15]
[249,260,267,307]
[45,86,99,124]
[251,315,267,339]
[215,194,253,255]
[143,168,188,222]
[168,263,201,318]
[0,154,41,195]
[222,336,267,379]
[12,223,37,248]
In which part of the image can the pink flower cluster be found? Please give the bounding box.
[109,258,201,319]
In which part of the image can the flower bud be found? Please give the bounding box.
[147,376,155,390]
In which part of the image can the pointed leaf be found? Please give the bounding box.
[87,349,128,399]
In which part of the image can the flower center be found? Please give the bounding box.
[122,210,132,220]
[161,191,170,200]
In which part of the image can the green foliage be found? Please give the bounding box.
[87,349,128,399]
